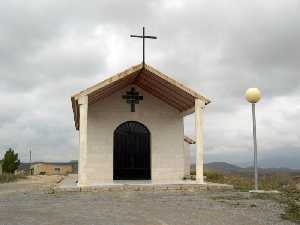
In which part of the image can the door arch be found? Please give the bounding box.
[113,121,151,180]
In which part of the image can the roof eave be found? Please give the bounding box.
[144,64,211,104]
[71,63,211,130]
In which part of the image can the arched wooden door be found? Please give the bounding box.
[113,121,151,180]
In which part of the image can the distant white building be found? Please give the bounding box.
[71,64,210,186]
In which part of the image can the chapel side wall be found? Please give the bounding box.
[84,85,185,185]
[184,141,191,177]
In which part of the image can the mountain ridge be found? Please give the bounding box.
[191,162,300,174]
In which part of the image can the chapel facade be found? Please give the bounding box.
[71,64,210,186]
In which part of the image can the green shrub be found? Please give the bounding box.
[0,174,26,183]
[225,175,253,191]
[190,169,196,176]
[2,148,20,174]
[204,171,224,182]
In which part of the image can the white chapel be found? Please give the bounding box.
[71,63,210,186]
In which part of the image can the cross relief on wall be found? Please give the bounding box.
[122,87,143,112]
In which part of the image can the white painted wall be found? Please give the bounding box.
[80,85,185,185]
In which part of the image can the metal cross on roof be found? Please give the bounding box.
[122,87,143,112]
[130,27,157,66]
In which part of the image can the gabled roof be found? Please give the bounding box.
[71,64,210,130]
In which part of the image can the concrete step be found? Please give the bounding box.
[54,182,233,193]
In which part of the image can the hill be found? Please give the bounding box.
[191,162,300,175]
[204,162,244,173]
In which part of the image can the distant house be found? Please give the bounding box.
[15,161,78,176]
[30,162,73,175]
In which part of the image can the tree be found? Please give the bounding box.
[2,148,20,174]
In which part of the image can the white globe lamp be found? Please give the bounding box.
[245,88,261,103]
[245,87,261,191]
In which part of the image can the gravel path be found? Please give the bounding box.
[0,180,296,225]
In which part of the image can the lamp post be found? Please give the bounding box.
[245,88,261,191]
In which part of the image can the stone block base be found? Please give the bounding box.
[54,183,233,193]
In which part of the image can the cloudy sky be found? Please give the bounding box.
[1,0,299,168]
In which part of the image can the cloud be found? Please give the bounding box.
[0,0,299,168]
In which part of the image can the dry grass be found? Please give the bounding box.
[203,170,300,223]
[202,170,298,192]
[252,190,300,223]
[0,173,26,183]
[280,192,300,223]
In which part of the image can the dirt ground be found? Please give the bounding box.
[0,176,297,225]
[0,175,62,194]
